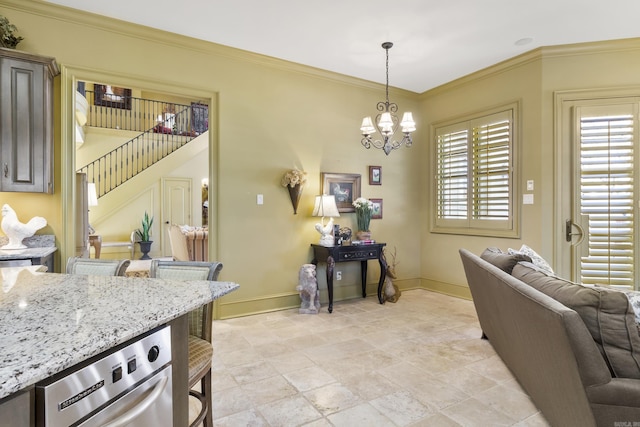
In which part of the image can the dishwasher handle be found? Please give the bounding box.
[102,375,169,427]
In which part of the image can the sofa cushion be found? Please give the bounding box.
[480,247,531,274]
[512,262,640,379]
[508,244,555,276]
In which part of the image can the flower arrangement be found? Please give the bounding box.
[281,168,307,188]
[353,197,373,232]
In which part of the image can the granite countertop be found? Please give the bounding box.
[0,268,239,399]
[0,247,57,260]
[0,235,56,260]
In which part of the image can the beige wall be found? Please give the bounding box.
[1,0,421,318]
[419,40,640,297]
[4,1,640,318]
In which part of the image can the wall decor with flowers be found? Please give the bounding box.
[281,168,307,214]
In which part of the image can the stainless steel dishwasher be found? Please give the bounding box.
[36,325,173,427]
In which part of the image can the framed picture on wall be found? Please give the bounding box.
[94,84,132,110]
[369,166,382,185]
[370,198,383,219]
[321,173,361,213]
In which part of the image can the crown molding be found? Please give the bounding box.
[420,37,640,99]
[2,0,417,98]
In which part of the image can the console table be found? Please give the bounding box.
[311,243,387,313]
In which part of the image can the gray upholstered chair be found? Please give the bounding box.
[149,260,223,427]
[65,257,130,276]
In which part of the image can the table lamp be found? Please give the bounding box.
[87,182,98,234]
[312,195,340,246]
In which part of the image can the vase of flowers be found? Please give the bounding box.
[281,168,307,214]
[353,197,373,240]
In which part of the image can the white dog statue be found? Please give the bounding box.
[297,264,320,314]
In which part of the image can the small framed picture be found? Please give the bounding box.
[369,166,382,185]
[370,198,383,219]
[94,84,132,110]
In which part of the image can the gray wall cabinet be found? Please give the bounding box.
[0,47,59,193]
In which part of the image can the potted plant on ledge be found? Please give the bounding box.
[0,16,23,49]
[135,211,154,260]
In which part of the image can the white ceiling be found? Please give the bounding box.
[45,0,640,93]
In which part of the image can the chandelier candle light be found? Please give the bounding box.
[360,42,416,155]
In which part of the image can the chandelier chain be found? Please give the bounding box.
[385,45,390,107]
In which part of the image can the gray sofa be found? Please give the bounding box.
[459,248,640,426]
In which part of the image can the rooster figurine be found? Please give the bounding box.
[314,217,336,246]
[1,204,47,249]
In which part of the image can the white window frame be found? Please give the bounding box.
[431,102,520,237]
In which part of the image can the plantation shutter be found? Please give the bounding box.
[436,126,469,225]
[470,111,512,229]
[578,105,636,287]
[435,109,513,231]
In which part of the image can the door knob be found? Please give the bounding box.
[565,219,585,243]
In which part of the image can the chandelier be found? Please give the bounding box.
[360,42,416,155]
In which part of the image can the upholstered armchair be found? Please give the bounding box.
[184,228,208,261]
[167,224,209,261]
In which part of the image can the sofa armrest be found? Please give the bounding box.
[586,378,640,407]
[585,378,640,425]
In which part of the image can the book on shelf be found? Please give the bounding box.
[352,239,376,245]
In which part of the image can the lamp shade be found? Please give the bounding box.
[360,116,375,135]
[401,112,416,132]
[312,195,340,218]
[378,112,394,135]
[87,183,99,207]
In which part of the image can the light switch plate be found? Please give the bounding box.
[523,194,534,204]
[527,180,534,191]
[257,194,264,205]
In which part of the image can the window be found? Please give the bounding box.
[433,103,519,237]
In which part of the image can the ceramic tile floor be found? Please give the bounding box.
[190,289,551,426]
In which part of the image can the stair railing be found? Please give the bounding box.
[77,105,203,198]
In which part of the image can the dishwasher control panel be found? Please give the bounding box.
[36,325,172,427]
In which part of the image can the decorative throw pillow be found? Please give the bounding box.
[513,262,640,379]
[623,290,640,335]
[480,247,532,274]
[508,244,555,276]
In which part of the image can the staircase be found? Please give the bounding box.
[77,89,208,198]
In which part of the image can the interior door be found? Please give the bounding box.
[567,102,639,289]
[161,178,192,257]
